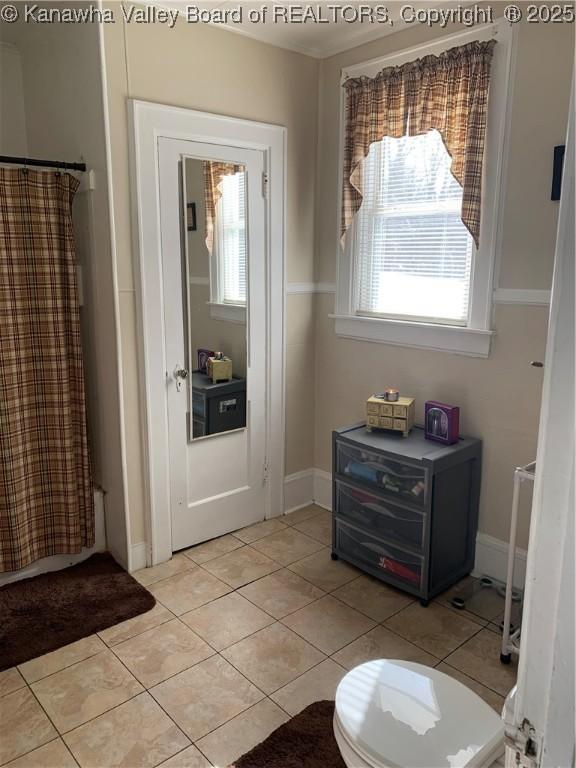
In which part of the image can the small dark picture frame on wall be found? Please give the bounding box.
[187,202,197,231]
[551,145,565,201]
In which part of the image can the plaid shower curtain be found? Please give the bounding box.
[0,169,94,572]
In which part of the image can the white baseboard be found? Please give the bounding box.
[472,532,527,590]
[129,542,148,572]
[283,469,528,589]
[283,469,314,513]
[283,468,332,514]
[0,489,106,586]
[313,469,332,510]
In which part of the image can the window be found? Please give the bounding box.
[354,131,474,326]
[335,22,514,357]
[214,171,247,306]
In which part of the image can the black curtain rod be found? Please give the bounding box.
[0,155,86,172]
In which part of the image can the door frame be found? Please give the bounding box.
[128,99,286,566]
[507,86,574,766]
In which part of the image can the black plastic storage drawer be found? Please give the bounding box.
[335,519,424,591]
[335,480,425,552]
[336,440,428,509]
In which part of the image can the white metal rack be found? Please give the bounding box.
[501,460,536,664]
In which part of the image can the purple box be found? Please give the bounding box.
[197,348,215,374]
[424,401,460,445]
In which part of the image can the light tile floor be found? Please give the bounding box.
[1,505,518,768]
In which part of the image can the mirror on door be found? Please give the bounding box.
[182,157,248,441]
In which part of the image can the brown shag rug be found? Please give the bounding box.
[0,552,155,671]
[232,700,346,768]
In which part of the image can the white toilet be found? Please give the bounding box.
[334,660,504,768]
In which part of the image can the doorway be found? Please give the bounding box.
[160,139,267,550]
[129,101,285,565]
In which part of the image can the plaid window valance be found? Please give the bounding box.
[341,40,497,248]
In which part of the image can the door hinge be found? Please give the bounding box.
[263,460,269,484]
[262,172,269,198]
[506,718,540,768]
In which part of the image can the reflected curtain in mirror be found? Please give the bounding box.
[0,169,94,572]
[204,161,244,256]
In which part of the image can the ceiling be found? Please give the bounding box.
[151,2,466,59]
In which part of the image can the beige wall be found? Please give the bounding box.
[104,10,571,554]
[0,9,128,563]
[0,42,27,155]
[188,285,248,379]
[313,20,573,549]
[103,15,319,545]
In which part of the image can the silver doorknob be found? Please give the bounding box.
[173,365,188,391]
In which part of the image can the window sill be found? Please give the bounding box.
[330,314,494,357]
[208,302,246,324]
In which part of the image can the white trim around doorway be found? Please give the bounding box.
[128,100,286,566]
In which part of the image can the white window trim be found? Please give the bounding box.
[208,302,246,324]
[208,186,247,324]
[333,20,517,358]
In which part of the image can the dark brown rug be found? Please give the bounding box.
[0,552,155,671]
[232,700,346,768]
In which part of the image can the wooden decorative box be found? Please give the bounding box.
[207,356,232,384]
[366,395,415,437]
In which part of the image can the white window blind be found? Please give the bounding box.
[216,171,247,305]
[353,130,474,325]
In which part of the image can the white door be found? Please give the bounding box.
[158,137,268,551]
[507,89,574,766]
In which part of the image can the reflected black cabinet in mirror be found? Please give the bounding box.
[191,371,246,438]
[331,424,481,606]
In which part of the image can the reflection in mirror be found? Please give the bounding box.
[183,157,248,440]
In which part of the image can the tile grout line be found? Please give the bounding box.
[0,736,80,768]
[60,690,167,760]
[185,693,291,767]
[54,656,192,764]
[26,644,184,757]
[437,619,489,662]
[377,609,486,666]
[145,530,356,599]
[143,648,272,755]
[276,609,376,657]
[439,659,507,700]
[16,644,127,689]
[121,589,289,747]
[21,603,504,768]
[8,518,513,765]
[21,680,88,761]
[16,640,108,687]
[106,618,216,690]
[21,548,454,728]
[98,609,177,648]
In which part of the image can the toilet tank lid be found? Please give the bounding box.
[335,660,504,768]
